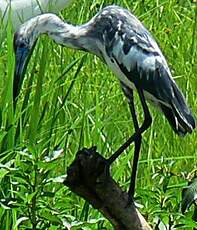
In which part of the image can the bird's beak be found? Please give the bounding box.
[13,46,30,104]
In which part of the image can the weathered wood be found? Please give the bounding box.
[64,147,152,230]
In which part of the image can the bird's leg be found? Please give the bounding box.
[118,84,142,198]
[106,88,152,177]
[127,92,142,199]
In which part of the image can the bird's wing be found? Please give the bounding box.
[102,15,174,105]
[95,6,195,135]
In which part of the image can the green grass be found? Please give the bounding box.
[0,0,197,229]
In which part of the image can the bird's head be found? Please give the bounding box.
[13,24,38,104]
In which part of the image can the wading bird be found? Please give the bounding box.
[13,5,195,198]
[0,0,72,32]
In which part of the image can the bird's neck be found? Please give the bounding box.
[27,13,100,55]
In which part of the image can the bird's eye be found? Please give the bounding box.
[19,42,26,48]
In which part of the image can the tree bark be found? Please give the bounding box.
[64,146,152,230]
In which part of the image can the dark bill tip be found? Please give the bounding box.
[13,46,30,106]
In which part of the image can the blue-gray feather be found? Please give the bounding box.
[87,5,195,135]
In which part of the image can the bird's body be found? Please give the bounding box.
[30,5,194,135]
[92,6,195,135]
[0,0,72,32]
[13,5,195,198]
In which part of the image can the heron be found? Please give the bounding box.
[13,5,195,199]
[0,0,72,33]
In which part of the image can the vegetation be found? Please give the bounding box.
[0,0,196,229]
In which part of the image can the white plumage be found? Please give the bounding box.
[0,0,72,32]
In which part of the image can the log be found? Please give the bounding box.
[64,146,152,230]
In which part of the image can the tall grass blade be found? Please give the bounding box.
[28,42,48,151]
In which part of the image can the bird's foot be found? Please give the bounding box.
[127,193,134,206]
[103,160,111,179]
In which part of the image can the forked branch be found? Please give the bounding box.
[64,147,152,230]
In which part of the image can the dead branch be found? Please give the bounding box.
[64,147,152,230]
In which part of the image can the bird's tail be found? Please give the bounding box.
[160,82,195,136]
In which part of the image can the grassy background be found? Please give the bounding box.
[0,0,197,229]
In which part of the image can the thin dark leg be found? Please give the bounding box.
[107,88,152,165]
[118,85,142,198]
[127,95,142,198]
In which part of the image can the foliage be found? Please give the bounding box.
[181,175,197,225]
[0,0,197,229]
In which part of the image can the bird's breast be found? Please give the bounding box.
[101,45,136,90]
[96,40,169,107]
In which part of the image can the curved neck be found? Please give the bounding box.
[25,13,101,55]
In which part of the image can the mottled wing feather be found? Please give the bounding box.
[102,13,173,105]
[91,6,195,134]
